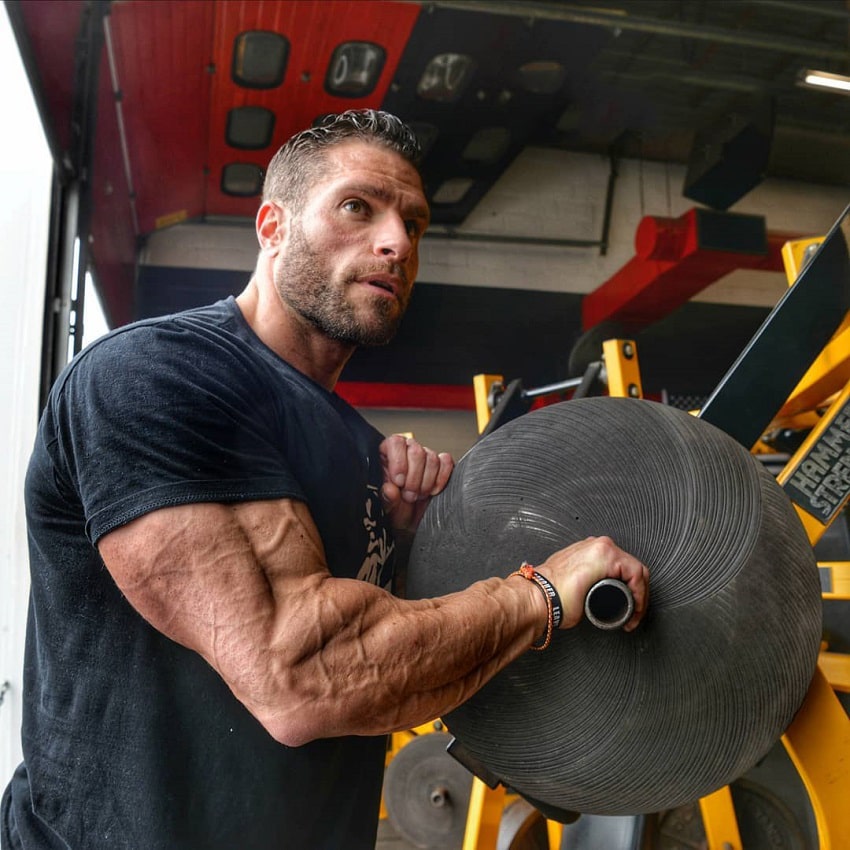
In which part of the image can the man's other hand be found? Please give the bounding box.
[380,434,453,532]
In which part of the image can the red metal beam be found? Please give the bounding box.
[582,208,803,331]
[336,382,474,410]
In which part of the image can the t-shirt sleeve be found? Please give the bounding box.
[49,323,306,544]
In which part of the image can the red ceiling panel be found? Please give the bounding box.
[104,0,420,234]
[203,0,422,219]
[16,0,82,158]
[107,0,216,234]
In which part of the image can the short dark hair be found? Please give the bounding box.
[262,110,422,211]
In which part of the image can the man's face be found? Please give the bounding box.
[272,139,430,347]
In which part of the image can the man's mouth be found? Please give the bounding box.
[368,278,395,294]
[357,272,405,298]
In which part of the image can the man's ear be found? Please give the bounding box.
[256,201,289,255]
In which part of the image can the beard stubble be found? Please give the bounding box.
[273,218,411,347]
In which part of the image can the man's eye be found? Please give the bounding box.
[405,220,421,237]
[343,199,365,214]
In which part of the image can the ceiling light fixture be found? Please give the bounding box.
[226,107,275,150]
[432,177,474,205]
[798,69,850,94]
[517,60,567,95]
[325,42,386,97]
[232,31,289,89]
[221,163,264,197]
[462,127,511,164]
[417,54,476,103]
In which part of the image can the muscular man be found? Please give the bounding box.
[1,110,648,850]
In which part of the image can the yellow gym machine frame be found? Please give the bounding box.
[690,235,850,850]
[381,235,850,849]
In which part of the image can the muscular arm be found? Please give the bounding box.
[98,497,549,746]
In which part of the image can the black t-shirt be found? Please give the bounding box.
[1,298,396,849]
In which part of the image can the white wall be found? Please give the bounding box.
[0,8,52,782]
[142,146,849,312]
[420,148,848,307]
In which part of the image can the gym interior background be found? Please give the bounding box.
[2,1,849,848]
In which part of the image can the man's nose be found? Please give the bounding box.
[374,214,413,261]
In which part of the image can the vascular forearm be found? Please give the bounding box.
[240,573,544,745]
[99,498,549,748]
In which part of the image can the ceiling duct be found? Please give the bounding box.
[683,98,775,210]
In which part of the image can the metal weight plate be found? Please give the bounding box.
[407,398,822,817]
[655,779,808,850]
[384,733,473,849]
[496,799,548,850]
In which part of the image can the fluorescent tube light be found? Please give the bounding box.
[798,69,850,94]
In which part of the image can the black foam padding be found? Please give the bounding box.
[407,398,821,815]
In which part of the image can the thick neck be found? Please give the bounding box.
[235,276,355,392]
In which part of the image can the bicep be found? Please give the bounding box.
[97,497,328,682]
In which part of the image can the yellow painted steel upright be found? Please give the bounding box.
[697,236,850,850]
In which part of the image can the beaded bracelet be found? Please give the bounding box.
[508,562,563,651]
